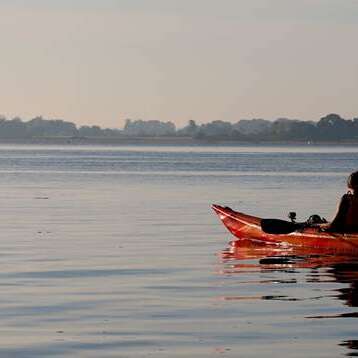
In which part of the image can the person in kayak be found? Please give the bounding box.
[322,171,358,233]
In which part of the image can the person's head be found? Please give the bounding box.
[347,171,358,191]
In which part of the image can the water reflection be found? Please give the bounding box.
[341,341,358,357]
[220,239,358,357]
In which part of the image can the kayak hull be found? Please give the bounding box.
[212,204,358,252]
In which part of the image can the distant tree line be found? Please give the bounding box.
[0,115,122,139]
[0,113,358,142]
[176,114,358,141]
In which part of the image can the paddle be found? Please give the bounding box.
[261,219,304,235]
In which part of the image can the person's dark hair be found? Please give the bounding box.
[347,171,358,189]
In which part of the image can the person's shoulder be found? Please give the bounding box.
[341,193,353,205]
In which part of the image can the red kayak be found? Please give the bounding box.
[212,204,358,252]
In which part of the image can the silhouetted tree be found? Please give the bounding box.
[177,120,198,137]
[316,113,353,140]
[123,119,176,136]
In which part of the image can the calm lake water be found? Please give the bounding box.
[1,144,358,357]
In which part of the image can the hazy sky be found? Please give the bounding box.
[0,0,357,128]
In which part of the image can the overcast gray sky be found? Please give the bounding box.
[0,0,357,127]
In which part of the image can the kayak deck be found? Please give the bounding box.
[212,204,358,251]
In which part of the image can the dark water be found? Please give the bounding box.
[0,144,358,357]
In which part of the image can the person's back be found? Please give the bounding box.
[328,172,358,233]
[343,193,358,232]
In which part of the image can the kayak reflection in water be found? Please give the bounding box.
[219,242,358,357]
[321,171,358,233]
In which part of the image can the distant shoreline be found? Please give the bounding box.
[0,136,357,146]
